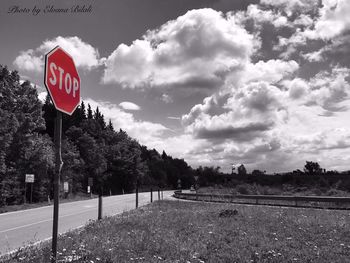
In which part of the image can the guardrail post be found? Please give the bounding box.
[136,186,139,208]
[150,188,153,203]
[158,188,160,200]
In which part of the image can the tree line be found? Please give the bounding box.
[0,65,196,206]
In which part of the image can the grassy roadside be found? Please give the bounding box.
[2,200,350,263]
[197,185,350,197]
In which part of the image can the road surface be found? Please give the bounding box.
[0,190,174,255]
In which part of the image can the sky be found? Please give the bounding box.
[1,0,350,173]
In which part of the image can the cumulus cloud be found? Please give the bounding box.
[180,51,350,172]
[183,81,287,143]
[119,101,141,111]
[14,36,101,73]
[85,99,168,146]
[273,0,350,59]
[102,8,257,89]
[237,4,290,28]
[260,0,319,15]
[243,59,299,84]
[303,0,350,40]
[14,49,44,72]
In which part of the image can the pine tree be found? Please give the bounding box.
[87,104,93,119]
[107,119,114,131]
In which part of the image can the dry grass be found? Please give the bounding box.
[2,200,350,262]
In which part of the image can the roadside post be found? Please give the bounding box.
[88,177,93,198]
[136,178,139,208]
[177,179,182,193]
[64,181,69,198]
[98,194,103,220]
[194,176,199,200]
[44,46,80,263]
[158,188,160,200]
[25,174,34,203]
[150,188,153,202]
[134,155,139,209]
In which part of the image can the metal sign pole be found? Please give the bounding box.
[30,183,33,203]
[24,182,27,204]
[51,111,63,263]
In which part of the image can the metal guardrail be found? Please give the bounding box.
[173,191,350,209]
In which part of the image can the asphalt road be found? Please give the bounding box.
[0,190,174,255]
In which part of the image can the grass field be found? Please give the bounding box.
[3,200,350,263]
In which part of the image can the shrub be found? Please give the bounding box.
[237,185,249,194]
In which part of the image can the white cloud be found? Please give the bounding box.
[119,101,141,111]
[243,59,299,84]
[161,94,173,104]
[102,8,257,90]
[273,0,350,58]
[38,91,48,103]
[84,99,168,146]
[303,0,350,40]
[14,49,44,72]
[241,4,290,28]
[14,36,101,73]
[180,45,350,172]
[260,0,319,15]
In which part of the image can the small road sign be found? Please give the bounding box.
[64,182,69,193]
[25,174,34,183]
[88,177,93,186]
[44,46,80,115]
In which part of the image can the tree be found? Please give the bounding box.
[0,66,47,205]
[42,94,56,138]
[107,119,114,131]
[304,161,322,175]
[237,164,247,176]
[87,104,93,119]
[80,101,86,120]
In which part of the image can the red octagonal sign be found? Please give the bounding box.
[44,46,80,115]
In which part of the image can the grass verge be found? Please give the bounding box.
[2,200,350,262]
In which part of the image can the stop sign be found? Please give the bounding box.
[44,46,80,115]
